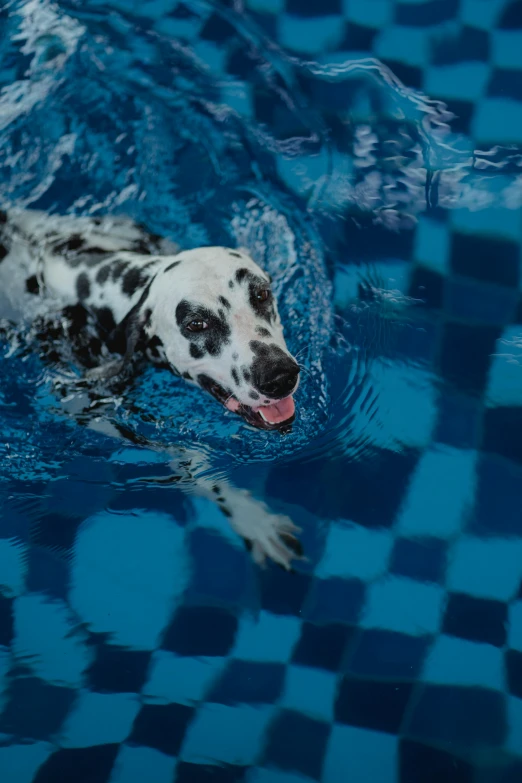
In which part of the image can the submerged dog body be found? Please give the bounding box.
[0,209,304,567]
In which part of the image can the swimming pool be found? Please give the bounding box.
[1,0,522,780]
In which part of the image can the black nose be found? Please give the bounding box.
[253,355,300,399]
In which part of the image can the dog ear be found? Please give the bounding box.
[86,286,150,381]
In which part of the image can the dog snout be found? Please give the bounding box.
[254,355,300,399]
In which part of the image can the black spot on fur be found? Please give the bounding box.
[231,367,240,385]
[94,306,117,334]
[148,334,164,359]
[219,505,232,518]
[228,280,234,289]
[249,391,260,400]
[229,251,242,258]
[56,234,84,254]
[218,296,230,309]
[0,244,8,261]
[111,259,129,281]
[190,344,205,359]
[143,308,152,328]
[212,485,220,494]
[122,267,147,296]
[232,352,239,361]
[256,327,271,338]
[236,268,249,284]
[96,265,111,285]
[164,260,180,274]
[25,275,40,294]
[76,272,90,301]
[242,368,251,382]
[182,372,192,380]
[176,299,231,358]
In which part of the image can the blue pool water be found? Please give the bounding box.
[1,0,522,781]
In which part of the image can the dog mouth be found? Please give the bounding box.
[197,375,296,432]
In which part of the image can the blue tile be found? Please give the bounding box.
[443,592,507,647]
[399,740,474,783]
[435,393,481,449]
[0,537,28,597]
[425,62,490,101]
[362,576,444,636]
[471,454,522,536]
[348,630,430,680]
[231,611,302,664]
[474,98,522,144]
[446,278,518,325]
[86,643,151,694]
[506,649,522,699]
[316,524,393,581]
[208,660,286,705]
[0,742,53,783]
[0,677,76,740]
[281,666,336,723]
[451,233,520,287]
[506,696,522,758]
[162,606,238,657]
[110,745,177,783]
[263,710,330,780]
[33,745,119,783]
[375,25,429,67]
[335,677,413,734]
[423,635,504,690]
[129,703,194,756]
[323,725,398,783]
[61,692,140,748]
[186,528,252,605]
[483,407,522,466]
[143,651,224,706]
[181,703,274,767]
[408,685,506,747]
[278,15,345,55]
[397,446,477,538]
[396,0,459,26]
[413,216,450,274]
[176,762,247,783]
[509,600,522,652]
[303,578,365,626]
[390,537,447,584]
[0,594,13,647]
[292,623,354,672]
[26,546,70,601]
[439,322,501,395]
[492,30,522,68]
[447,536,522,601]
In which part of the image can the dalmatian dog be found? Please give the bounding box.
[0,208,304,567]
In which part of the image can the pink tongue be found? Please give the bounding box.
[255,396,295,424]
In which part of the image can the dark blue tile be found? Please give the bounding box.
[304,577,365,625]
[286,0,342,16]
[0,595,14,647]
[483,407,522,467]
[499,1,522,29]
[499,760,522,783]
[443,593,507,648]
[408,685,506,746]
[396,0,459,26]
[393,315,440,365]
[29,512,82,555]
[399,739,474,783]
[409,266,445,310]
[292,623,353,672]
[446,278,518,325]
[343,221,415,262]
[129,703,194,756]
[175,763,247,783]
[263,710,330,780]
[0,677,76,740]
[259,568,312,617]
[390,537,447,584]
[200,13,235,42]
[208,660,285,705]
[472,455,522,536]
[26,546,70,601]
[335,677,414,734]
[186,528,252,606]
[451,234,519,288]
[435,391,482,449]
[340,22,377,51]
[162,606,238,657]
[86,643,151,694]
[33,745,119,783]
[348,630,430,680]
[439,322,501,396]
[442,99,475,135]
[431,26,489,65]
[506,649,522,699]
[489,69,522,101]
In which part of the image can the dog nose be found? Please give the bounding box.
[254,356,300,399]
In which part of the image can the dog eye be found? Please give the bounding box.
[186,320,209,332]
[256,288,271,303]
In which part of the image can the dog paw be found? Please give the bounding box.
[249,515,304,570]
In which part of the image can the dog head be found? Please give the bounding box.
[134,247,299,431]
